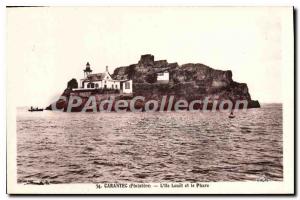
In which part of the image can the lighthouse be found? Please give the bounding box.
[83,62,93,78]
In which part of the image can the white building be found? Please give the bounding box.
[76,62,133,94]
[157,71,169,83]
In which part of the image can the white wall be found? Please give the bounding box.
[157,72,169,82]
[104,80,120,90]
[81,80,121,90]
[122,80,132,94]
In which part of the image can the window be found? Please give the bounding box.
[87,83,91,88]
[91,83,95,88]
[112,85,114,89]
[115,85,118,89]
[125,82,130,89]
[95,83,99,88]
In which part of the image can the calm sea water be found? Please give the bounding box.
[17,104,283,184]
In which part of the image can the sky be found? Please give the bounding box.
[6,7,293,107]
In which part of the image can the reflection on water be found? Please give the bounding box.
[17,104,283,184]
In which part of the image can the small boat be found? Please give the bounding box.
[28,107,44,112]
[229,111,235,118]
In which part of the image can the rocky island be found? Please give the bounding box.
[46,54,260,112]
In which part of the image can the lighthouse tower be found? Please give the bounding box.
[83,62,93,78]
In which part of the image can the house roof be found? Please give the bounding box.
[86,73,106,81]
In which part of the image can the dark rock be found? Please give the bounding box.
[138,54,154,66]
[248,100,261,108]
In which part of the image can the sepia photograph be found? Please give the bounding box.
[6,6,294,194]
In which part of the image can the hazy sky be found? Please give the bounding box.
[7,7,292,106]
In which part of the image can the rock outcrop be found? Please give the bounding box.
[112,54,257,103]
[46,54,260,111]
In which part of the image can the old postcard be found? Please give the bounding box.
[6,6,294,194]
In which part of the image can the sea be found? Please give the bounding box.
[16,104,283,184]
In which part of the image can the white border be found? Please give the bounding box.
[1,1,297,198]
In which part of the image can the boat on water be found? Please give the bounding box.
[229,111,235,118]
[28,107,44,112]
